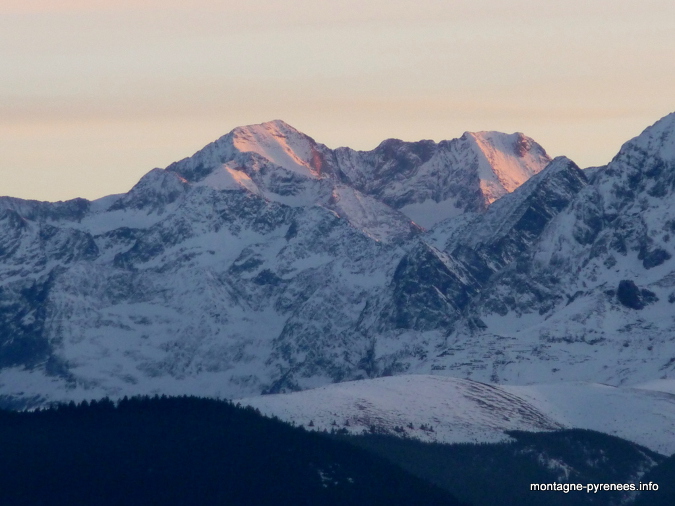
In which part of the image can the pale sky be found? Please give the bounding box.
[2,0,674,201]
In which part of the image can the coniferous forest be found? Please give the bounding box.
[341,430,668,506]
[2,395,674,505]
[0,396,464,506]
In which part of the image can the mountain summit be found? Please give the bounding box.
[166,120,328,184]
[162,120,550,228]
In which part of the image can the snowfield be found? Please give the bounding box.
[240,375,675,455]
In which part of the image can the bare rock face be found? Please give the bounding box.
[616,280,658,310]
[1,113,675,407]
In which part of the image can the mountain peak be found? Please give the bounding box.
[461,130,551,204]
[624,111,675,161]
[598,111,675,204]
[466,131,543,158]
[231,119,301,137]
[229,120,324,177]
[165,120,326,183]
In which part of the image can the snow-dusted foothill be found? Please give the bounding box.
[240,375,675,455]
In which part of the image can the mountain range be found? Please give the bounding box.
[0,113,674,420]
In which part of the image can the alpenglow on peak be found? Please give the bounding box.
[163,120,551,228]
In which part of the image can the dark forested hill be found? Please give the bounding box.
[340,429,664,506]
[0,396,464,506]
[632,451,675,506]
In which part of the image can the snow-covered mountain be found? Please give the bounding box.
[0,113,674,411]
[162,120,550,229]
[420,113,675,386]
[333,130,549,228]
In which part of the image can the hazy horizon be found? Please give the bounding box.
[2,0,674,202]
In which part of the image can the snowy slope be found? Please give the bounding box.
[240,375,562,445]
[326,185,420,242]
[504,382,675,455]
[240,375,675,455]
[467,131,549,202]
